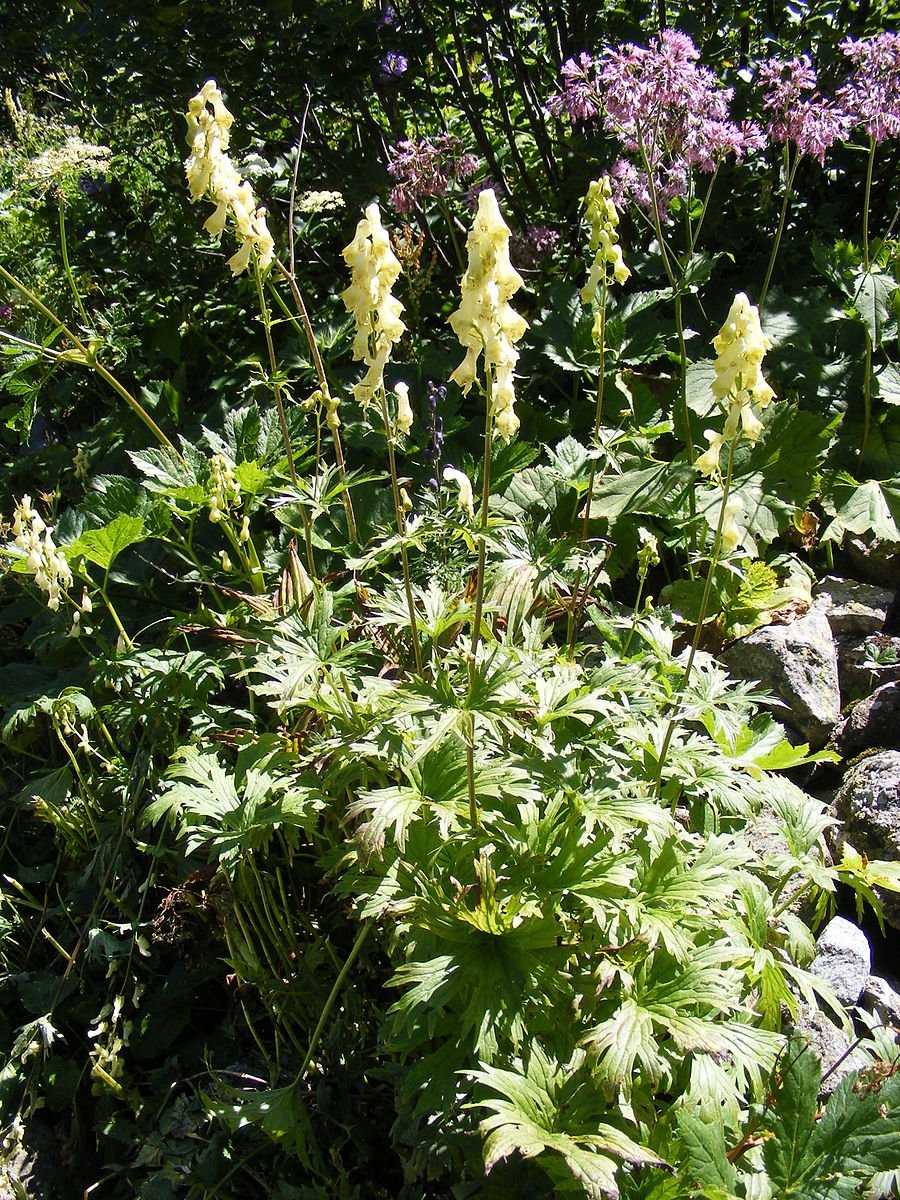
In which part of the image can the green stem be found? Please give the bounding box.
[0,263,181,457]
[270,267,357,542]
[293,920,372,1086]
[57,201,91,330]
[859,328,873,469]
[470,371,494,661]
[759,145,799,313]
[654,439,736,797]
[253,260,298,487]
[862,136,876,271]
[378,392,423,675]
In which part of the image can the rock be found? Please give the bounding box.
[861,974,900,1026]
[838,634,900,704]
[808,916,871,1007]
[832,751,900,929]
[813,575,895,637]
[722,609,840,747]
[845,536,900,590]
[788,1003,867,1095]
[834,682,900,756]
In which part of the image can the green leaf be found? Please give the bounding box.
[588,463,693,521]
[761,1042,821,1191]
[67,514,146,572]
[676,1111,737,1192]
[821,477,900,543]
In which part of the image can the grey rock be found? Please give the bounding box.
[832,750,900,929]
[861,974,900,1026]
[789,1003,867,1095]
[809,916,871,1006]
[845,537,900,590]
[813,575,895,636]
[722,609,840,747]
[838,634,900,704]
[834,682,900,756]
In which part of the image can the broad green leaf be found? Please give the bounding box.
[67,514,146,572]
[676,1111,737,1193]
[821,477,900,543]
[588,463,693,521]
[761,1042,821,1191]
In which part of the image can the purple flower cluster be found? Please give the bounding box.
[838,33,900,143]
[510,224,561,269]
[759,55,852,164]
[549,32,763,218]
[387,136,481,213]
[547,53,600,123]
[0,304,12,322]
[599,31,764,213]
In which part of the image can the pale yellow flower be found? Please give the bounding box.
[448,189,527,442]
[581,177,629,305]
[712,293,774,411]
[720,495,743,553]
[341,203,406,411]
[184,80,274,275]
[443,466,475,520]
[394,382,414,436]
[696,429,725,479]
[11,495,73,612]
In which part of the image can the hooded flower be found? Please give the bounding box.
[341,203,406,411]
[394,381,414,436]
[448,189,527,441]
[184,80,275,275]
[443,466,475,519]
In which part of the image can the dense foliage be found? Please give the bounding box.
[1,1,900,1196]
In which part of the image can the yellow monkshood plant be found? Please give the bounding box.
[449,188,527,442]
[184,80,275,276]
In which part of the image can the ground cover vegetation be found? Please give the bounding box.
[1,0,900,1195]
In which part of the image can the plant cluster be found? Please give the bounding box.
[1,2,900,1197]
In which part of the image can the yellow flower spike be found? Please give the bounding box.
[582,176,630,306]
[449,189,527,443]
[184,80,274,275]
[711,292,774,411]
[341,203,406,411]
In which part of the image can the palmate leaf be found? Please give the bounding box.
[675,1111,737,1194]
[820,475,900,543]
[471,1045,662,1199]
[587,462,694,521]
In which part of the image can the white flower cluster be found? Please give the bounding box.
[298,189,345,214]
[27,135,111,184]
[449,189,527,441]
[697,293,775,480]
[581,176,630,307]
[12,496,73,611]
[341,203,406,411]
[184,80,275,276]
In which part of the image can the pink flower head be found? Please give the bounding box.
[547,53,600,123]
[387,136,483,212]
[838,33,900,143]
[759,56,852,163]
[595,30,763,215]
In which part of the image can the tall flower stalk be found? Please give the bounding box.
[341,203,422,675]
[448,188,527,825]
[655,293,774,795]
[568,176,629,654]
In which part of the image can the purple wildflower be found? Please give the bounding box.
[387,136,482,212]
[547,53,601,123]
[592,30,764,216]
[380,51,408,80]
[510,224,561,269]
[0,304,12,321]
[78,172,109,196]
[838,34,900,143]
[759,55,852,164]
[376,4,396,27]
